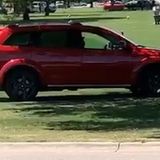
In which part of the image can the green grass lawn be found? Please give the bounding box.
[87,10,160,48]
[0,89,160,142]
[52,9,160,48]
[0,9,160,142]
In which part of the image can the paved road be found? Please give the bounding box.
[0,143,159,160]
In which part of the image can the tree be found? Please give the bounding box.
[3,0,32,20]
[4,0,31,14]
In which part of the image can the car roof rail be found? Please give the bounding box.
[7,23,19,28]
[7,21,82,28]
[68,20,82,26]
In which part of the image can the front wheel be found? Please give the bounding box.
[131,69,160,97]
[144,69,160,96]
[4,69,39,101]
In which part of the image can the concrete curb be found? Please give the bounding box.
[0,142,159,153]
[0,142,159,146]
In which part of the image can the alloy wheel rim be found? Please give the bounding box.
[12,75,35,99]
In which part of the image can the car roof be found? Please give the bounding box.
[7,21,83,29]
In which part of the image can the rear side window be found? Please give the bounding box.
[4,30,68,48]
[40,31,68,48]
[4,32,30,46]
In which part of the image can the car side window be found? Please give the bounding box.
[82,32,121,50]
[67,30,85,49]
[40,31,68,48]
[82,32,110,50]
[4,32,30,46]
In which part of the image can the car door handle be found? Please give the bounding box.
[38,52,45,55]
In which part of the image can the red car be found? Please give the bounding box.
[103,1,125,11]
[0,22,160,101]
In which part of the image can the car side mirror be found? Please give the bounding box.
[104,41,127,50]
[117,40,127,50]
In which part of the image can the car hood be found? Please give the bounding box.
[134,46,160,57]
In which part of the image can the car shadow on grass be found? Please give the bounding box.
[7,91,160,138]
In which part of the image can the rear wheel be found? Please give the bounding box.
[4,69,39,101]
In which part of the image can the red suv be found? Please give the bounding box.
[0,22,160,101]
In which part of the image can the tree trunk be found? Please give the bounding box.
[45,0,50,16]
[90,0,93,8]
[23,7,30,21]
[67,0,70,8]
[22,1,30,21]
[13,1,20,15]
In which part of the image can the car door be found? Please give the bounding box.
[81,31,138,86]
[31,29,82,85]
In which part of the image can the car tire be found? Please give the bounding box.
[4,69,39,101]
[132,69,160,97]
[143,69,160,96]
